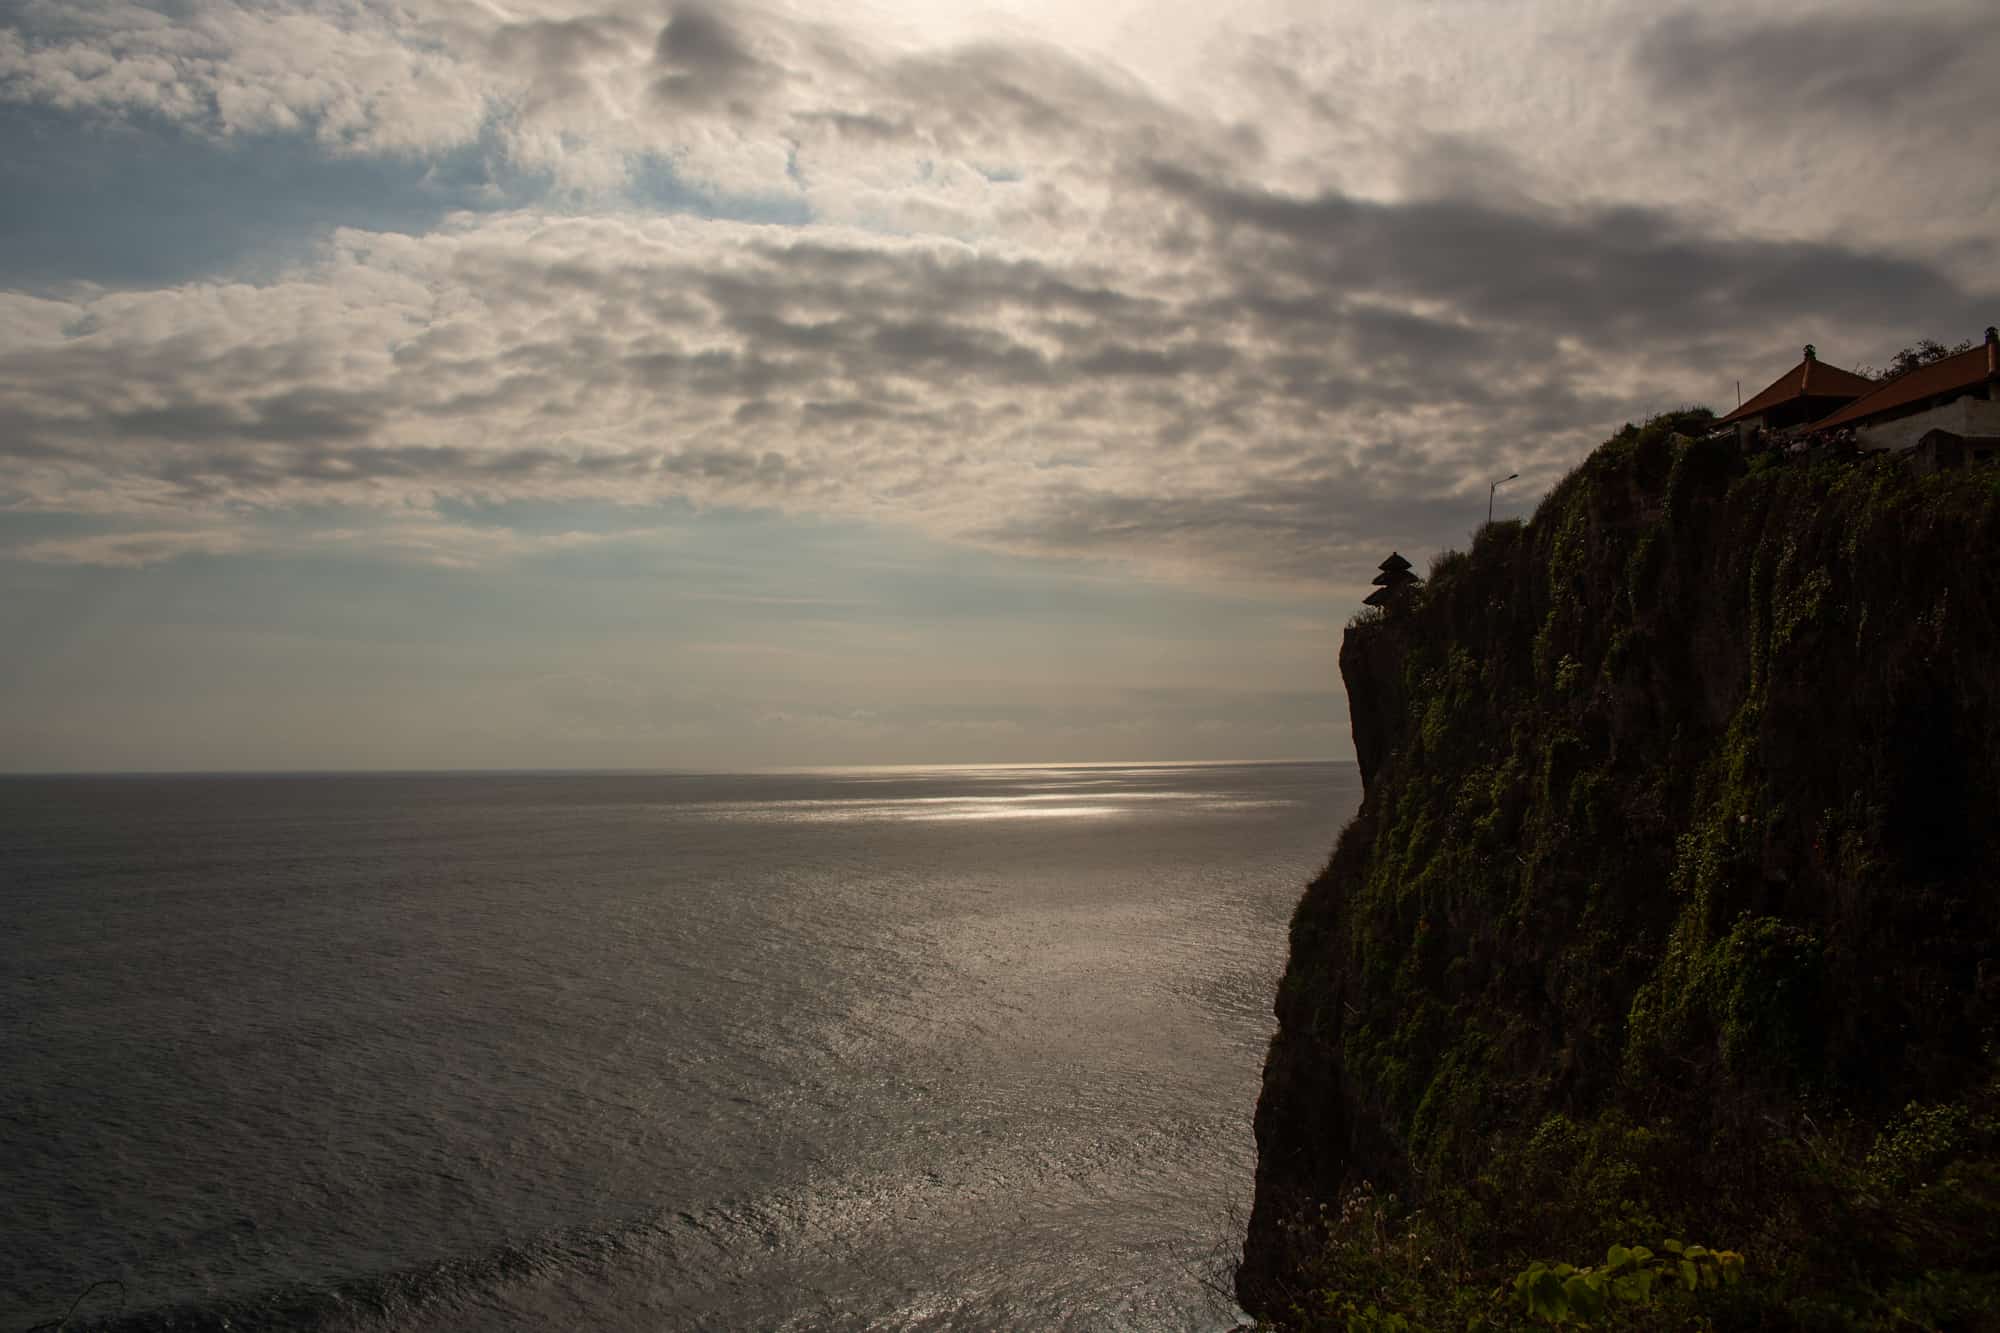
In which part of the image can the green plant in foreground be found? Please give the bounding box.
[1513,1240,1743,1326]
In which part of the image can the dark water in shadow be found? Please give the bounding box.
[1,762,1359,1330]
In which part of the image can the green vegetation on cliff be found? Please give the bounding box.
[1238,416,2000,1330]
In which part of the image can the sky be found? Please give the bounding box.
[2,0,1995,771]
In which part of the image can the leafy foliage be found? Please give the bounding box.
[1513,1240,1743,1326]
[1857,338,1975,383]
[1264,1182,1749,1332]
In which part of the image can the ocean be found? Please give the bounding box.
[1,761,1359,1330]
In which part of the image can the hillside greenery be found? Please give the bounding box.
[1239,415,2000,1331]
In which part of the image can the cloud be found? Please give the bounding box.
[1618,3,2000,258]
[649,5,773,113]
[0,0,491,154]
[4,170,1990,580]
[11,526,252,567]
[486,12,647,112]
[0,508,672,569]
[1634,6,2000,124]
[1,0,1995,587]
[1146,162,1983,341]
[298,517,649,568]
[1,0,1214,206]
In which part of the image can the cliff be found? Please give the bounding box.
[1238,416,2000,1329]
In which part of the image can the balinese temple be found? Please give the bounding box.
[1362,551,1420,611]
[1715,344,1875,443]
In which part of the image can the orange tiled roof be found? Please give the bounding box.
[1716,348,1876,426]
[1813,340,1998,431]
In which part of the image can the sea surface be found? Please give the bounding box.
[1,762,1359,1331]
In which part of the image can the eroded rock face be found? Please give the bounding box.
[1336,618,1408,795]
[1238,418,2000,1322]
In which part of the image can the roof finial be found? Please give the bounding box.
[1803,344,1816,360]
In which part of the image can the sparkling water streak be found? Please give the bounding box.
[0,761,1360,1331]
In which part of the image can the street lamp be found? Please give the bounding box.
[1487,473,1519,527]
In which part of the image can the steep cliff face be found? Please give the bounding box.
[1239,417,2000,1328]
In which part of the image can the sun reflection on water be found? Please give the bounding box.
[914,802,1123,821]
[692,793,1290,823]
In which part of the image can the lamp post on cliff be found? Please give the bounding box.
[1487,473,1519,527]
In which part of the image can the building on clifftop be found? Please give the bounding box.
[1714,344,1876,445]
[1810,327,2000,453]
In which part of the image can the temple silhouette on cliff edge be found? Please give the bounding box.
[1361,551,1419,614]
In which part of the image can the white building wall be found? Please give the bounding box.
[1969,396,2000,438]
[1855,393,2000,452]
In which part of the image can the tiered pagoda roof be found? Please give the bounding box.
[1362,551,1419,608]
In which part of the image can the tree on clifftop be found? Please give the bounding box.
[1862,337,1974,382]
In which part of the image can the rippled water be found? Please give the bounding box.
[1,762,1358,1330]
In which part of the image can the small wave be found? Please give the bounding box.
[59,1119,1250,1332]
[61,1238,555,1332]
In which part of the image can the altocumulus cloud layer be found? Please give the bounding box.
[0,0,1995,767]
[4,0,1994,576]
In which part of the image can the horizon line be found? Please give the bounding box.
[0,757,1353,779]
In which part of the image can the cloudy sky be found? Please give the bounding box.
[2,0,1994,771]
